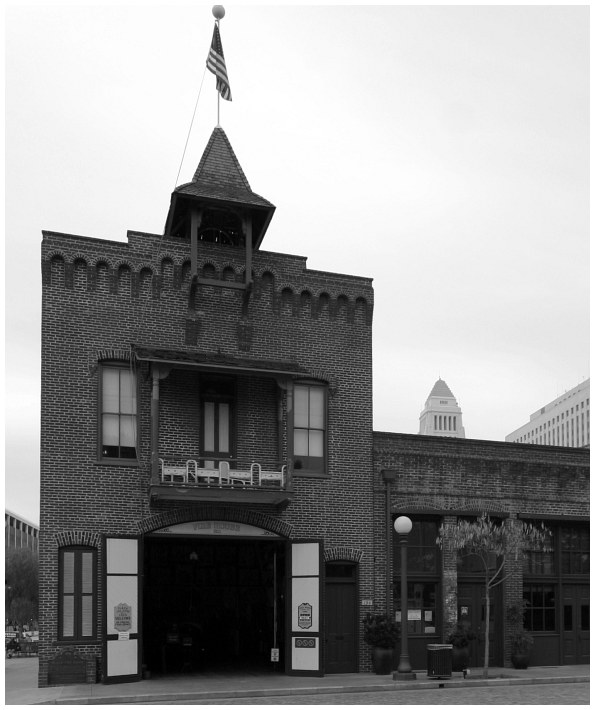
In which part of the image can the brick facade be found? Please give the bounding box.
[40,219,375,684]
[373,432,589,667]
[39,128,588,687]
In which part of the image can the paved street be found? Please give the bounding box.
[6,657,589,705]
[184,683,589,705]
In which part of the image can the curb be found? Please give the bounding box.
[33,674,590,705]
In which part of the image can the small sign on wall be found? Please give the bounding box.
[114,603,132,632]
[361,599,373,606]
[298,602,313,629]
[271,648,279,662]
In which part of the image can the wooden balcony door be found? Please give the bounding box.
[200,375,235,468]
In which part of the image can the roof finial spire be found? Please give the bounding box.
[212,5,225,21]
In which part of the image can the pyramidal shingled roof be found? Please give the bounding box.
[429,378,455,399]
[173,127,274,209]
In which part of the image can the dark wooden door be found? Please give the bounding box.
[457,582,502,668]
[324,564,357,673]
[562,584,590,664]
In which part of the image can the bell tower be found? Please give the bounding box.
[163,126,275,289]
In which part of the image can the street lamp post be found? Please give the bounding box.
[394,515,416,680]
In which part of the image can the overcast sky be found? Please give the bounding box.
[5,3,590,525]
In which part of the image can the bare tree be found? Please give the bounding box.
[437,514,550,679]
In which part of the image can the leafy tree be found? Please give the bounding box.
[437,514,550,679]
[5,548,39,629]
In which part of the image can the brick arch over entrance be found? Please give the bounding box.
[137,506,294,539]
[54,530,102,548]
[324,547,363,563]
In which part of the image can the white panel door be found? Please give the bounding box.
[288,540,323,675]
[103,536,141,683]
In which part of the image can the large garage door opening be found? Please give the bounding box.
[143,535,286,676]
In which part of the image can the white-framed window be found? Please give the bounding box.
[293,382,326,474]
[100,364,137,460]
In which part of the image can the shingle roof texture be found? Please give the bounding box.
[174,127,274,209]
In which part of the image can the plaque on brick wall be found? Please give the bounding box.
[114,602,132,632]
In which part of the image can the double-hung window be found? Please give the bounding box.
[100,365,137,460]
[59,547,97,641]
[200,375,235,468]
[293,383,326,474]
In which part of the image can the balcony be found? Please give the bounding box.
[134,345,307,509]
[149,459,293,507]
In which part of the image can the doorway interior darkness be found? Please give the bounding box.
[143,536,286,675]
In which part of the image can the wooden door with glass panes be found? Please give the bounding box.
[562,584,590,664]
[393,518,441,669]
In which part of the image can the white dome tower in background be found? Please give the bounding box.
[419,378,466,438]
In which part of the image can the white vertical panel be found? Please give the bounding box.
[104,537,140,683]
[107,640,138,676]
[106,576,138,635]
[291,639,319,670]
[292,542,319,577]
[291,577,319,632]
[107,538,138,574]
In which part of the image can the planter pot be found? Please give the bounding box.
[451,645,470,672]
[371,647,394,675]
[511,652,530,669]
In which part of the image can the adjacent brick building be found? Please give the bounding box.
[39,126,589,687]
[373,432,589,669]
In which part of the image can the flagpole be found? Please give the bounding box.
[207,6,231,125]
[215,15,221,127]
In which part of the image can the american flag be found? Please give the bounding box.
[206,23,232,101]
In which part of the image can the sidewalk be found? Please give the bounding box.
[5,657,589,705]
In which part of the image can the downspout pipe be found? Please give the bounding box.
[381,469,398,616]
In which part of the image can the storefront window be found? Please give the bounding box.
[394,519,438,574]
[393,519,440,636]
[561,525,589,574]
[523,583,556,632]
[394,581,438,635]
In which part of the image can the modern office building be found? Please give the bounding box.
[418,378,465,438]
[5,510,40,553]
[505,379,590,447]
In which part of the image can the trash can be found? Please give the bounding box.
[427,644,453,678]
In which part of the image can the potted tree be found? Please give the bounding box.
[446,619,476,672]
[506,604,534,669]
[362,613,399,675]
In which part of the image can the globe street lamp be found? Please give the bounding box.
[394,515,416,680]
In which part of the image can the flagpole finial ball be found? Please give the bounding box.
[212,5,225,20]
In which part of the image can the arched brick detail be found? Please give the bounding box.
[137,506,294,539]
[324,546,364,563]
[96,349,132,363]
[459,500,506,515]
[55,530,101,548]
[393,498,442,512]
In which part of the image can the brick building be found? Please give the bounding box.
[39,127,375,685]
[39,126,589,687]
[374,433,589,669]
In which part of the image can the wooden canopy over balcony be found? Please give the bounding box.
[134,346,303,508]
